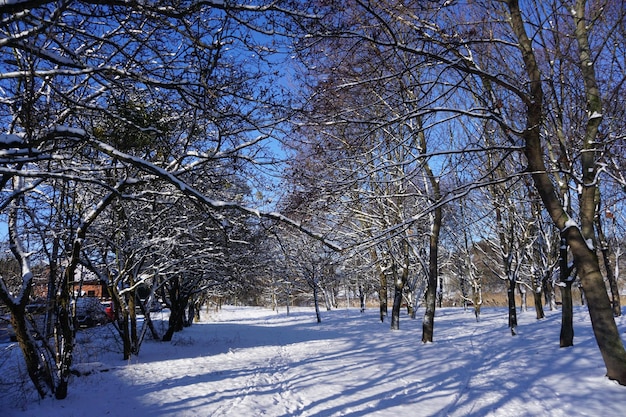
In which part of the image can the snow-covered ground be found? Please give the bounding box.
[2,305,625,416]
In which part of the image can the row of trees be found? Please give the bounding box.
[0,0,306,399]
[0,0,624,400]
[278,0,626,381]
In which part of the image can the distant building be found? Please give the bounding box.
[31,265,108,300]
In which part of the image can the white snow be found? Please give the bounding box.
[562,216,578,231]
[2,305,625,416]
[0,133,23,145]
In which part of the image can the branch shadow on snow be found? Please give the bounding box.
[5,305,626,416]
[120,306,625,416]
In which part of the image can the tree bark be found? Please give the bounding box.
[560,281,574,347]
[390,282,403,330]
[595,205,621,317]
[422,205,441,343]
[162,297,188,341]
[472,286,482,321]
[162,278,189,341]
[358,283,366,313]
[507,278,518,335]
[313,283,322,323]
[8,309,53,398]
[559,238,574,347]
[533,287,545,320]
[519,284,527,313]
[368,247,388,322]
[544,275,556,311]
[121,308,131,359]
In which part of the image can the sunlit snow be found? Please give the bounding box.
[2,305,625,416]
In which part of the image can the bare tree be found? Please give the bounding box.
[0,1,330,399]
[287,0,626,382]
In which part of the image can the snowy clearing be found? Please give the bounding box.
[2,305,625,417]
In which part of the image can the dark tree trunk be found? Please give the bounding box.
[422,205,442,343]
[565,227,626,382]
[55,230,89,400]
[162,298,188,341]
[313,283,321,323]
[162,278,189,342]
[120,309,131,359]
[391,246,409,331]
[129,293,138,354]
[559,237,575,347]
[371,247,388,322]
[117,290,138,359]
[560,281,574,347]
[358,284,365,313]
[390,280,403,330]
[378,270,388,322]
[507,278,518,335]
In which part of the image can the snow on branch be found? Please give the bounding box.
[0,133,24,148]
[79,136,343,252]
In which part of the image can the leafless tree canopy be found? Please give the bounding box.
[0,0,625,399]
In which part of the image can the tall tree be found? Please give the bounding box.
[290,0,626,383]
[0,0,326,398]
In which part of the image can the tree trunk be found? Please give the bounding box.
[390,278,403,330]
[137,300,160,341]
[9,311,53,398]
[507,0,626,384]
[55,230,88,400]
[436,275,443,308]
[560,280,574,347]
[533,286,545,320]
[566,227,626,382]
[519,284,527,313]
[185,301,195,327]
[313,283,322,323]
[559,237,574,347]
[596,209,621,317]
[544,275,556,311]
[472,285,482,321]
[358,283,366,313]
[507,278,518,335]
[121,309,131,359]
[129,292,138,354]
[194,300,201,322]
[422,205,442,343]
[162,278,189,342]
[162,298,188,341]
[322,287,332,311]
[0,223,54,398]
[378,269,388,322]
[602,246,621,317]
[406,296,415,319]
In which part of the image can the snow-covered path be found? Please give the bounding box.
[2,305,625,416]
